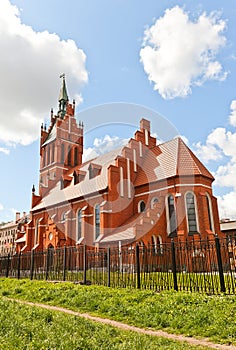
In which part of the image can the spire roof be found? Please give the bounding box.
[58,74,69,102]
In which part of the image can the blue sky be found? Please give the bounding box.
[0,0,236,222]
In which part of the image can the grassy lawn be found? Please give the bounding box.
[0,298,209,350]
[0,278,235,346]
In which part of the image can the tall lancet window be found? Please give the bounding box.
[34,219,39,246]
[95,204,100,239]
[61,144,65,164]
[74,148,78,166]
[77,209,82,241]
[48,146,51,165]
[185,192,198,234]
[67,146,72,166]
[51,143,55,163]
[167,194,177,237]
[206,193,214,233]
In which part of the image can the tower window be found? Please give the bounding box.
[67,146,72,166]
[74,148,78,166]
[51,143,55,163]
[61,144,65,164]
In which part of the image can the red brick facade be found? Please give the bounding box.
[19,78,223,253]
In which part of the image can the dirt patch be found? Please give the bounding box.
[7,298,236,350]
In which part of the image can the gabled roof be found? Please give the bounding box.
[135,137,214,186]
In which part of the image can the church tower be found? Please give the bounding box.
[38,75,83,197]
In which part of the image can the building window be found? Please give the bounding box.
[151,197,159,209]
[151,235,163,255]
[74,148,78,166]
[77,209,82,241]
[51,143,55,163]
[67,146,72,166]
[206,193,214,233]
[138,200,146,213]
[95,204,100,239]
[167,194,177,236]
[186,192,198,234]
[34,219,39,246]
[48,145,51,165]
[61,144,65,164]
[43,149,46,167]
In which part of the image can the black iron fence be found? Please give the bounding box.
[1,236,236,294]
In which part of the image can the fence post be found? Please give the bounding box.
[63,245,67,281]
[171,239,178,291]
[5,253,10,278]
[30,249,34,280]
[83,244,87,285]
[17,252,21,279]
[215,235,226,293]
[136,243,141,289]
[45,247,49,281]
[107,247,111,287]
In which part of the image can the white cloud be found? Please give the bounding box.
[83,135,128,162]
[0,203,4,211]
[217,192,236,220]
[0,0,88,147]
[229,100,236,126]
[140,6,227,99]
[193,101,236,219]
[0,147,10,155]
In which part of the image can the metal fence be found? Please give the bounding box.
[1,236,236,294]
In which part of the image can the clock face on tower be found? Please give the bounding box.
[48,232,53,241]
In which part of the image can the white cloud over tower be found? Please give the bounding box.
[0,0,88,147]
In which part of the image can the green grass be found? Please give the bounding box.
[0,278,236,346]
[0,298,208,350]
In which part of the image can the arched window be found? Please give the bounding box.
[61,144,65,164]
[34,219,39,246]
[185,192,198,234]
[138,200,146,213]
[151,235,163,255]
[206,193,214,233]
[151,235,157,255]
[166,194,177,236]
[77,209,82,241]
[67,146,72,166]
[51,143,55,163]
[151,197,159,209]
[48,145,51,165]
[74,148,78,166]
[43,149,46,167]
[95,204,100,239]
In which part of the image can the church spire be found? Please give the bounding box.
[58,74,69,118]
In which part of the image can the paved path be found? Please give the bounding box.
[7,298,236,350]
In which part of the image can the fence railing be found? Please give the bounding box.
[0,236,236,294]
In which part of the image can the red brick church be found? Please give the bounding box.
[19,77,222,252]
